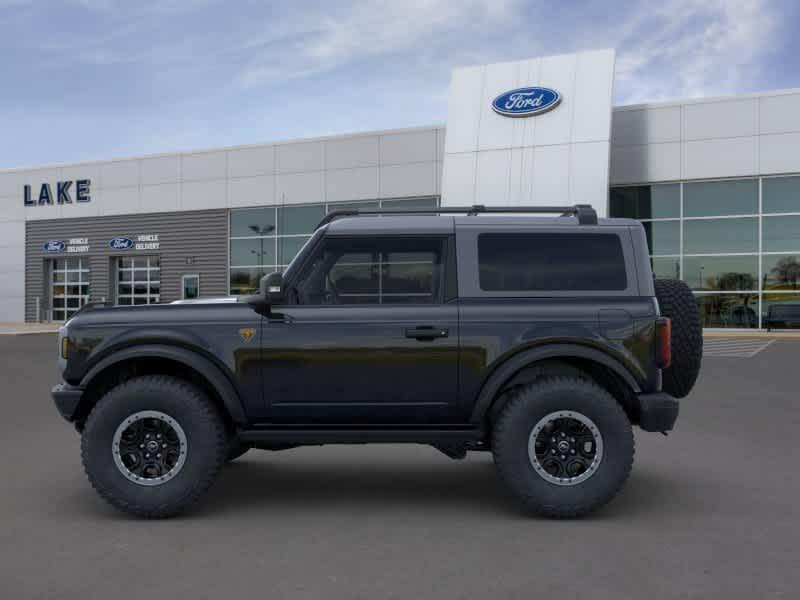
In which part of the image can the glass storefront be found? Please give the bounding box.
[610,175,800,329]
[229,197,438,295]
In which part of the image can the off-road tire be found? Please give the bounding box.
[492,376,634,518]
[81,375,227,518]
[654,278,703,398]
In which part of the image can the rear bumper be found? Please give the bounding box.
[52,383,84,421]
[637,392,679,432]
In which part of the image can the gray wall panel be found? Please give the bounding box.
[25,209,227,321]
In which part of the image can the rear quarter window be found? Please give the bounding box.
[478,232,627,291]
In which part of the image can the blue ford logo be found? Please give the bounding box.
[491,87,561,117]
[43,240,65,253]
[110,236,134,250]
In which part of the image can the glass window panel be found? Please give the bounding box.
[54,259,66,270]
[279,236,311,265]
[52,285,65,297]
[383,258,437,297]
[695,294,758,328]
[52,310,65,321]
[119,257,133,268]
[230,207,277,237]
[762,254,800,291]
[762,293,800,329]
[133,283,148,295]
[763,215,800,252]
[53,271,65,283]
[118,283,132,294]
[609,184,680,219]
[683,179,758,217]
[66,285,82,296]
[683,255,758,291]
[133,297,148,305]
[683,218,757,254]
[133,270,149,283]
[229,268,263,295]
[230,238,276,267]
[66,297,80,308]
[330,264,379,297]
[66,258,81,269]
[118,297,132,306]
[52,297,65,308]
[66,270,81,282]
[328,200,379,213]
[119,270,132,282]
[277,205,325,235]
[762,176,800,214]
[381,197,438,210]
[478,233,627,291]
[643,221,680,255]
[651,257,680,280]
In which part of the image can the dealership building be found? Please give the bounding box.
[1,48,800,329]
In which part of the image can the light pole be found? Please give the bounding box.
[248,224,275,278]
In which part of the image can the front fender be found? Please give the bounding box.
[79,343,247,425]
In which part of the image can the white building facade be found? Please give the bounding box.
[1,49,799,329]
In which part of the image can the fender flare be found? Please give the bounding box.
[469,343,642,425]
[80,343,247,425]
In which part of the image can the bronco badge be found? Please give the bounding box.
[239,328,256,342]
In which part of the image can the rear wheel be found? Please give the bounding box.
[492,376,634,518]
[654,278,703,398]
[81,375,227,518]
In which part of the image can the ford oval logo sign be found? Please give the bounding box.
[110,236,134,250]
[44,240,65,253]
[491,87,561,117]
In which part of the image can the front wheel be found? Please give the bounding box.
[492,376,634,518]
[81,375,227,518]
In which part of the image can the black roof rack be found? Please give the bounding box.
[316,204,598,229]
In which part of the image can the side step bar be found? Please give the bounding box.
[238,427,485,446]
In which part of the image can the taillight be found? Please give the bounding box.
[656,317,672,369]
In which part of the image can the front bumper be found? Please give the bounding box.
[52,383,84,421]
[637,392,679,432]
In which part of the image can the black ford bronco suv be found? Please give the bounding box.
[52,205,702,518]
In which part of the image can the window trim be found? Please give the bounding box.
[282,233,451,308]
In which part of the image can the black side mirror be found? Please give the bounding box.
[260,271,285,306]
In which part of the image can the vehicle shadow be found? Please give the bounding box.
[194,452,704,521]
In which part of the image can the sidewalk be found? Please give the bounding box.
[0,322,60,335]
[704,330,800,339]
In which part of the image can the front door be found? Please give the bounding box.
[258,234,460,424]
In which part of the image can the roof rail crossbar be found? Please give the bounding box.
[316,204,598,229]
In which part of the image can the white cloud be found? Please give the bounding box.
[614,0,779,104]
[236,0,523,89]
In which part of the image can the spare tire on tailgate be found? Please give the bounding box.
[654,279,703,398]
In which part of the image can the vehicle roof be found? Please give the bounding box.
[325,214,640,235]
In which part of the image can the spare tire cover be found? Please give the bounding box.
[654,279,703,398]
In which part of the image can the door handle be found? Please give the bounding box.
[405,326,448,340]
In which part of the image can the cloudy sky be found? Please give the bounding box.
[0,0,796,168]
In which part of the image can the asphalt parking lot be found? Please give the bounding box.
[1,334,798,599]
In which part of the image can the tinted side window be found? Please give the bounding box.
[478,233,627,291]
[295,237,445,305]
